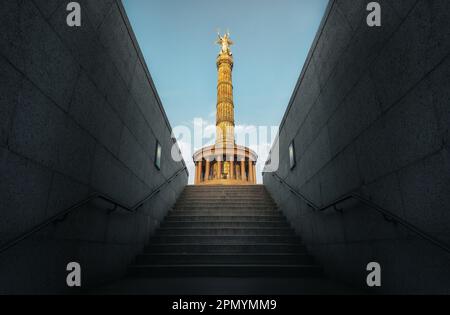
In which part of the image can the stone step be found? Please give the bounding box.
[181,190,268,194]
[182,187,267,191]
[149,235,301,244]
[156,227,295,236]
[128,264,323,278]
[179,195,272,200]
[177,196,273,200]
[144,243,308,254]
[180,190,270,198]
[171,209,279,215]
[172,206,279,211]
[181,192,269,195]
[176,201,275,206]
[161,221,290,228]
[165,215,286,221]
[184,186,266,189]
[183,185,265,189]
[175,201,276,207]
[176,198,275,202]
[167,214,283,219]
[174,206,277,210]
[95,277,360,295]
[182,193,269,196]
[135,253,315,265]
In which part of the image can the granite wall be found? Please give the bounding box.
[264,0,450,294]
[0,0,188,293]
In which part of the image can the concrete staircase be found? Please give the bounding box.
[95,185,357,294]
[128,185,322,278]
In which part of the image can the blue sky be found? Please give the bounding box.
[122,0,328,183]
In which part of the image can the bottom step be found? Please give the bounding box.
[128,264,323,278]
[93,277,360,295]
[135,253,315,265]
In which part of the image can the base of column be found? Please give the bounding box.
[193,144,258,185]
[196,178,257,186]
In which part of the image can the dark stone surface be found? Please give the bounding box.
[264,0,450,293]
[0,57,22,147]
[0,0,187,293]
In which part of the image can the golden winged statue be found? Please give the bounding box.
[216,32,233,55]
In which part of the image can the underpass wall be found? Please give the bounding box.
[264,0,450,293]
[0,0,187,293]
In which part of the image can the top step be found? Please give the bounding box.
[185,185,265,188]
[183,186,267,192]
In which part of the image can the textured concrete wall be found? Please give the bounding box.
[264,0,450,294]
[0,0,187,293]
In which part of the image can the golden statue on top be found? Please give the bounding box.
[216,32,233,55]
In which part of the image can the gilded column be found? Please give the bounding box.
[205,160,210,182]
[217,160,222,179]
[249,161,254,184]
[192,33,258,186]
[199,161,204,183]
[240,160,246,181]
[194,162,199,184]
[215,33,235,147]
[230,160,235,180]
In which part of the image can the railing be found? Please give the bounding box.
[269,172,450,255]
[0,167,187,255]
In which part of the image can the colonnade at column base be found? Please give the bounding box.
[196,179,257,186]
[193,144,258,186]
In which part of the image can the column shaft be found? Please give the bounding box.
[205,160,210,182]
[199,161,204,183]
[217,160,222,179]
[240,160,246,181]
[194,162,199,184]
[249,161,254,184]
[230,160,234,180]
